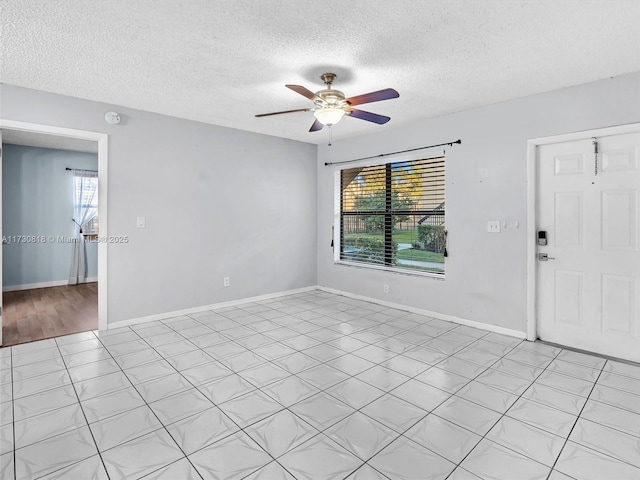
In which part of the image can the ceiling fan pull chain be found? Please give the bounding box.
[328,125,333,146]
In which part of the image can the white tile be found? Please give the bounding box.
[598,371,640,396]
[507,398,577,437]
[486,416,565,466]
[589,384,640,415]
[38,455,108,480]
[243,461,296,480]
[12,369,71,399]
[369,436,455,480]
[556,350,606,369]
[75,370,132,401]
[82,386,145,424]
[14,403,87,449]
[12,346,61,367]
[189,431,271,480]
[604,360,640,380]
[197,373,256,404]
[246,409,316,457]
[149,388,212,425]
[179,360,232,385]
[390,379,450,412]
[0,423,12,455]
[325,412,399,460]
[521,382,587,415]
[166,407,238,455]
[326,377,384,409]
[581,398,640,438]
[0,452,13,480]
[435,357,487,379]
[361,394,427,432]
[273,352,320,374]
[90,405,163,451]
[536,370,594,397]
[547,358,601,382]
[12,356,66,381]
[102,428,183,479]
[297,364,350,390]
[218,390,283,428]
[14,384,78,421]
[415,367,469,393]
[136,373,193,403]
[262,375,319,407]
[455,381,518,413]
[570,418,640,467]
[475,368,532,395]
[15,425,98,479]
[140,458,201,480]
[113,348,163,370]
[290,392,355,431]
[379,355,431,377]
[63,347,112,368]
[67,357,121,382]
[238,362,290,388]
[432,396,501,435]
[555,441,640,480]
[344,464,389,480]
[461,438,551,480]
[57,338,103,356]
[490,358,544,381]
[356,365,409,392]
[280,435,362,480]
[406,414,481,464]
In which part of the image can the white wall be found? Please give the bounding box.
[317,71,640,334]
[2,144,98,287]
[0,84,317,325]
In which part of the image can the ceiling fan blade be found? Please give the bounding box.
[345,88,399,106]
[347,108,390,125]
[255,108,312,118]
[309,119,324,132]
[286,84,322,102]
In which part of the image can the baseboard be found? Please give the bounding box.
[3,277,98,292]
[107,285,320,330]
[318,286,527,340]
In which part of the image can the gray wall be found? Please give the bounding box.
[317,71,640,334]
[0,84,318,324]
[2,144,98,287]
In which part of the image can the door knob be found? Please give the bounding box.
[538,253,555,261]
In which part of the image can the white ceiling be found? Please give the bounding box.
[2,1,640,145]
[2,130,98,153]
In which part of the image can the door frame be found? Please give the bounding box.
[526,122,640,342]
[0,119,109,334]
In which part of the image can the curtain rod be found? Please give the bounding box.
[323,139,462,166]
[66,167,97,172]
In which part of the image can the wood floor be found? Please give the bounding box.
[2,282,98,347]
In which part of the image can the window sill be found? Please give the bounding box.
[334,259,445,280]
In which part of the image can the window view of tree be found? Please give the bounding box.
[340,156,445,274]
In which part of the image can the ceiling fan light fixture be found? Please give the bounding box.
[314,107,345,126]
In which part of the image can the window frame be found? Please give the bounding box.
[333,151,446,279]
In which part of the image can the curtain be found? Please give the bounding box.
[69,170,98,285]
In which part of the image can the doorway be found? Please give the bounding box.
[528,125,640,362]
[0,120,108,346]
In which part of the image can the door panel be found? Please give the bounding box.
[537,132,640,362]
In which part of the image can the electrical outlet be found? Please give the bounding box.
[487,220,501,233]
[383,284,389,293]
[223,277,230,287]
[137,216,146,228]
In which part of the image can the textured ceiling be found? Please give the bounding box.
[2,1,640,144]
[2,130,98,153]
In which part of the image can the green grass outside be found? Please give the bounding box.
[392,230,418,243]
[396,249,444,263]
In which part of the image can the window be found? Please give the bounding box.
[337,155,445,275]
[73,171,99,235]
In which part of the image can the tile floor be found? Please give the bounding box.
[1,290,639,479]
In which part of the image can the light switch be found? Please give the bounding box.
[137,216,146,228]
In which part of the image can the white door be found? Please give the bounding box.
[537,131,640,362]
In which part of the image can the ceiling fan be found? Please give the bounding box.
[256,73,399,132]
